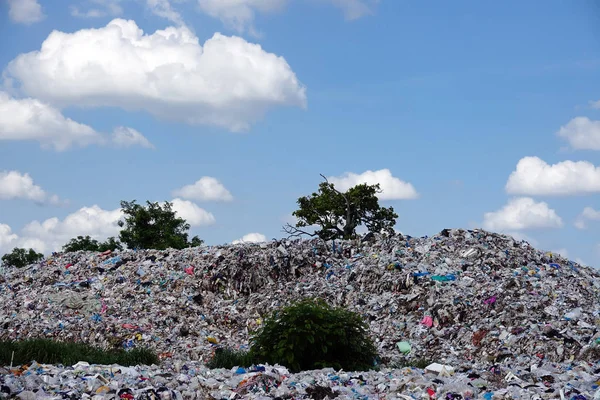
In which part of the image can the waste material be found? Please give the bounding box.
[1,228,600,398]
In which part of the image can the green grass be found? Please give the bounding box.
[206,347,256,369]
[0,339,159,367]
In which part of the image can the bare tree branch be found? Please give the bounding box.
[282,223,318,239]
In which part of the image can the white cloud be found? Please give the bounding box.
[505,156,600,196]
[146,0,184,25]
[328,169,419,200]
[557,117,600,150]
[574,206,600,229]
[482,197,563,231]
[327,0,378,20]
[71,0,123,18]
[172,177,233,202]
[0,170,61,204]
[551,248,569,258]
[197,0,285,35]
[590,100,600,109]
[111,126,154,149]
[5,19,306,132]
[0,92,152,150]
[0,224,19,255]
[232,232,267,244]
[20,205,124,253]
[6,0,44,24]
[170,198,216,227]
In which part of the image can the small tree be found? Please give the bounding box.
[118,200,203,250]
[284,174,398,241]
[250,299,378,372]
[62,235,123,253]
[1,248,43,268]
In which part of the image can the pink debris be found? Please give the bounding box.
[484,296,497,305]
[421,316,433,328]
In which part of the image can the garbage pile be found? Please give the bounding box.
[2,359,600,399]
[1,228,600,398]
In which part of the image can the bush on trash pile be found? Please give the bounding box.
[0,339,159,367]
[248,298,378,372]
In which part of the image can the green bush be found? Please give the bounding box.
[0,339,159,367]
[206,347,255,370]
[249,298,378,372]
[1,248,43,268]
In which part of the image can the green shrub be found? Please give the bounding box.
[0,339,158,367]
[206,347,255,369]
[249,298,378,372]
[1,248,43,268]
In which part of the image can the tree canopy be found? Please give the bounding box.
[118,200,203,250]
[284,174,398,241]
[62,235,123,253]
[1,248,44,268]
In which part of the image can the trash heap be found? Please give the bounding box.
[1,228,600,398]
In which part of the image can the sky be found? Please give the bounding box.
[1,0,600,266]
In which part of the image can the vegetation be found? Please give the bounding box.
[0,339,158,366]
[1,247,44,268]
[206,299,378,372]
[118,200,204,250]
[284,174,398,241]
[62,235,123,253]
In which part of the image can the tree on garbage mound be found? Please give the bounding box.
[62,235,123,253]
[249,298,378,372]
[118,200,204,250]
[284,174,398,241]
[1,247,43,268]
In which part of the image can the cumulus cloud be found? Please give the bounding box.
[574,206,600,229]
[328,169,418,200]
[0,171,61,204]
[482,197,563,231]
[111,126,154,149]
[172,177,233,202]
[232,232,267,244]
[0,224,19,254]
[197,0,284,35]
[71,0,123,18]
[557,117,600,151]
[505,156,600,196]
[327,0,379,20]
[0,92,152,150]
[19,205,124,254]
[6,0,44,24]
[4,19,306,132]
[146,0,185,25]
[170,198,216,227]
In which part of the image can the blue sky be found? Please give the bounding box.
[1,0,600,266]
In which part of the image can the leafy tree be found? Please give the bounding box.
[284,174,398,241]
[1,248,44,268]
[62,235,123,253]
[118,200,203,250]
[249,298,378,372]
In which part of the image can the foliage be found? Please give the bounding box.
[62,235,123,253]
[285,175,398,241]
[0,339,158,366]
[118,200,204,250]
[206,347,256,370]
[249,298,378,372]
[1,248,43,268]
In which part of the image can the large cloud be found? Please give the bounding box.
[505,156,600,196]
[0,171,61,204]
[172,177,233,202]
[574,206,600,229]
[170,198,216,227]
[328,169,419,200]
[232,232,267,244]
[0,224,19,254]
[0,92,152,150]
[6,0,44,24]
[482,197,563,231]
[4,19,306,132]
[557,117,600,151]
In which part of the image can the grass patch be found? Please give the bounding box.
[0,339,159,367]
[206,347,256,369]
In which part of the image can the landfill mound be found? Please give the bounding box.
[1,228,600,370]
